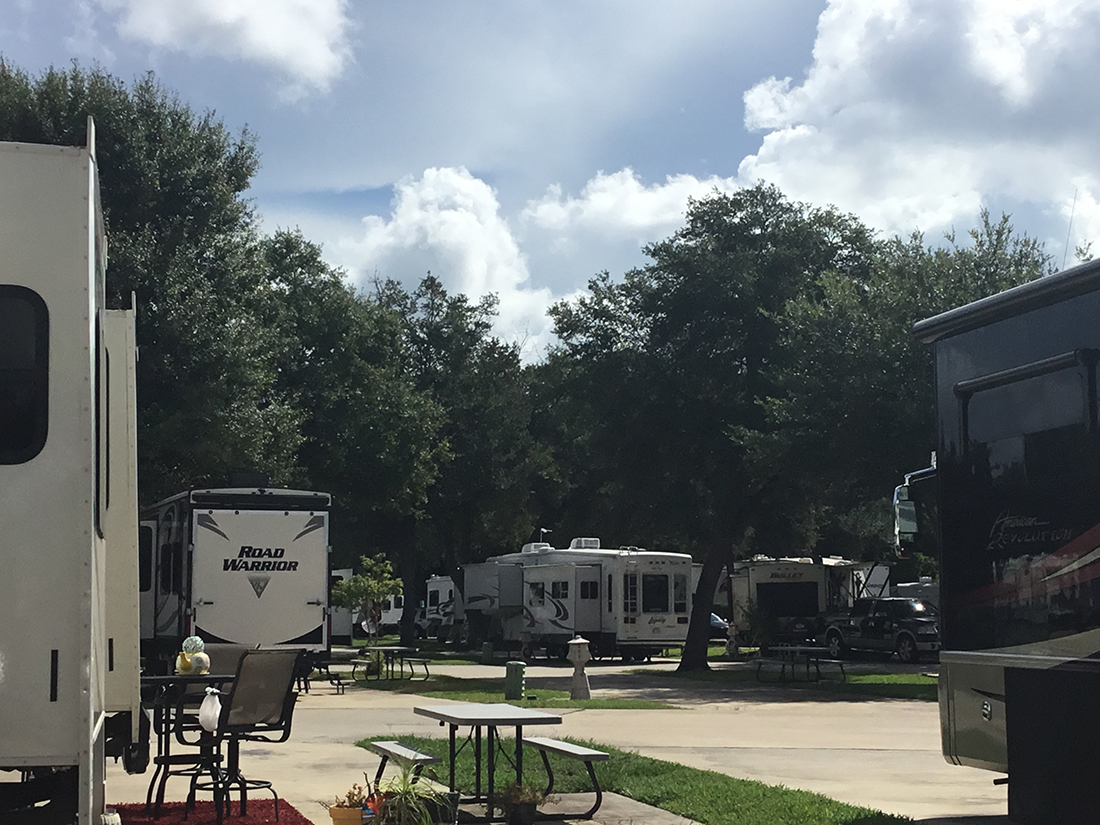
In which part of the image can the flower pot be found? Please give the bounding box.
[329,805,366,824]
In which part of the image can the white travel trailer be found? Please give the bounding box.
[463,538,694,659]
[140,487,332,667]
[717,556,887,645]
[0,123,144,823]
[416,574,456,639]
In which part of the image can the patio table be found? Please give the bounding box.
[413,702,561,820]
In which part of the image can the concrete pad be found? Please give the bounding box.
[108,661,1007,823]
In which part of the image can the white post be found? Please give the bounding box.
[567,636,592,700]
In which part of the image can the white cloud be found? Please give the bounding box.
[334,167,570,361]
[737,0,1100,253]
[95,0,352,96]
[523,168,740,238]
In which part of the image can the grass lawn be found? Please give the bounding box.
[356,735,910,824]
[649,665,939,701]
[345,673,673,709]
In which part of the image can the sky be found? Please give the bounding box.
[3,0,1100,360]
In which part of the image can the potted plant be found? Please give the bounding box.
[326,773,383,824]
[377,763,452,825]
[500,783,545,825]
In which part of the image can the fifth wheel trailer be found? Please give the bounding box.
[0,122,143,824]
[140,487,332,668]
[463,538,694,659]
[912,257,1100,823]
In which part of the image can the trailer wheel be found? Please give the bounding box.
[896,634,919,664]
[825,631,846,659]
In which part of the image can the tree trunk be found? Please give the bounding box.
[678,549,725,671]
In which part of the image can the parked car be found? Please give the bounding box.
[820,597,940,663]
[709,613,730,640]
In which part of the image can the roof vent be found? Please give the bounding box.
[569,537,601,549]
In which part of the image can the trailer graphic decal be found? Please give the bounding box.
[294,515,325,541]
[248,576,270,598]
[197,513,230,540]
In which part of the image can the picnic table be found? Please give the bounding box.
[413,702,562,819]
[355,645,416,680]
[756,644,846,682]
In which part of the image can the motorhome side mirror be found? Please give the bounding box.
[895,499,918,541]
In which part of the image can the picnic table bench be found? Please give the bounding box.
[522,736,609,820]
[368,740,442,785]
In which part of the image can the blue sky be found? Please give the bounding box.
[3,0,1099,358]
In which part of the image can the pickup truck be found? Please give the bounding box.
[819,597,940,663]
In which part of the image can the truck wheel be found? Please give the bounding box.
[896,634,919,664]
[825,631,846,659]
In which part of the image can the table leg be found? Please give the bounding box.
[474,725,482,799]
[515,724,524,783]
[487,726,498,817]
[448,724,457,792]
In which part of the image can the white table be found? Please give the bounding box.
[413,703,561,819]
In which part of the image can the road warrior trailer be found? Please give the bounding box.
[463,538,693,659]
[0,122,145,824]
[912,258,1100,823]
[140,487,332,668]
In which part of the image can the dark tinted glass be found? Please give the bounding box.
[0,287,48,463]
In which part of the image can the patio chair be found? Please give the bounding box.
[177,648,304,823]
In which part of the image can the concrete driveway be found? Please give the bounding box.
[107,658,1009,824]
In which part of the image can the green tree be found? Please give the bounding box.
[0,61,300,499]
[331,554,403,644]
[546,184,878,669]
[259,233,448,567]
[764,212,1050,562]
[376,275,552,639]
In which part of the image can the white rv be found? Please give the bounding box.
[717,556,886,645]
[416,574,456,639]
[463,538,694,660]
[140,487,332,667]
[0,123,144,823]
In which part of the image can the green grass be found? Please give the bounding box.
[346,673,674,709]
[647,666,938,701]
[356,735,910,824]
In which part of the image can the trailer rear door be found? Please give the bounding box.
[191,508,328,649]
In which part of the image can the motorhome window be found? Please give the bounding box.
[0,286,49,464]
[964,367,1089,449]
[170,542,183,594]
[623,573,638,614]
[580,580,598,599]
[673,574,688,613]
[429,590,439,607]
[642,574,669,613]
[382,598,392,611]
[139,525,153,592]
[607,575,613,611]
[395,595,403,608]
[551,581,569,600]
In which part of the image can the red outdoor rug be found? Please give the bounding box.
[110,800,316,825]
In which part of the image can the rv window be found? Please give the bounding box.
[139,525,153,592]
[381,599,391,611]
[673,574,688,613]
[607,574,613,611]
[551,581,569,600]
[580,580,599,599]
[429,590,440,607]
[395,595,403,608]
[0,286,49,464]
[642,574,669,613]
[623,573,638,614]
[530,581,545,606]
